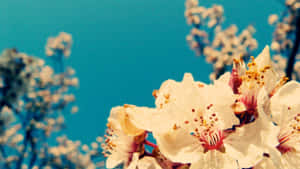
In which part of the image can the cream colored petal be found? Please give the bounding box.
[225,143,264,168]
[255,46,272,70]
[225,89,279,168]
[108,106,145,136]
[125,106,180,133]
[202,80,239,129]
[154,128,203,163]
[106,152,125,169]
[271,81,300,125]
[214,72,231,85]
[190,151,238,169]
[266,148,284,169]
[253,157,277,169]
[119,109,145,136]
[137,157,162,169]
[126,74,206,133]
[107,106,124,130]
[254,45,280,93]
[281,152,300,169]
[155,73,206,115]
[126,152,140,169]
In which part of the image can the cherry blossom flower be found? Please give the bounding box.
[116,47,281,169]
[261,80,300,169]
[229,46,286,124]
[102,106,148,169]
[45,32,72,58]
[151,83,278,169]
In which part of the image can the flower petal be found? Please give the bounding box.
[271,81,300,125]
[137,156,162,169]
[125,106,180,133]
[106,152,125,169]
[254,45,280,93]
[225,88,279,168]
[126,152,140,169]
[189,150,239,169]
[154,128,203,163]
[202,79,239,129]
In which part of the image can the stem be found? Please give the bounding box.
[28,139,37,169]
[0,145,11,169]
[144,140,158,149]
[285,16,300,80]
[16,129,31,169]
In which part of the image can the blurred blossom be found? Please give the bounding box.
[185,0,257,80]
[45,32,73,58]
[2,0,300,168]
[269,14,279,25]
[0,33,88,169]
[269,0,300,80]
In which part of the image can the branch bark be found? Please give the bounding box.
[285,16,300,80]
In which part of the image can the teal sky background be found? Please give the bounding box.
[0,0,283,144]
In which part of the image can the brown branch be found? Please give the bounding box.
[285,16,300,80]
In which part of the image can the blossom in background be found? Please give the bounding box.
[0,33,91,169]
[185,0,258,80]
[47,136,96,169]
[45,32,72,58]
[3,0,300,168]
[0,49,37,108]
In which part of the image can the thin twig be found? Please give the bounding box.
[16,129,31,169]
[285,16,300,80]
[0,145,11,169]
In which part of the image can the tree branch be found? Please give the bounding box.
[28,138,37,169]
[0,145,11,169]
[16,129,31,169]
[285,16,300,80]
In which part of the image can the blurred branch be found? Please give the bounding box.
[285,16,300,80]
[0,145,11,169]
[16,129,31,169]
[28,138,37,169]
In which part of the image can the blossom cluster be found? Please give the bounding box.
[45,32,73,58]
[185,0,258,80]
[42,135,104,169]
[269,0,300,80]
[0,33,88,169]
[102,46,300,169]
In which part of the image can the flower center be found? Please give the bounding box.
[102,123,145,161]
[235,93,258,124]
[276,134,295,154]
[276,111,300,154]
[199,130,225,152]
[276,144,293,154]
[229,68,242,94]
[191,115,225,152]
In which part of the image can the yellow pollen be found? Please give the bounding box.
[164,94,170,99]
[152,90,158,98]
[173,124,179,130]
[124,104,130,108]
[106,122,112,128]
[198,84,204,88]
[269,76,289,97]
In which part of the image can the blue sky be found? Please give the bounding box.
[0,0,283,144]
